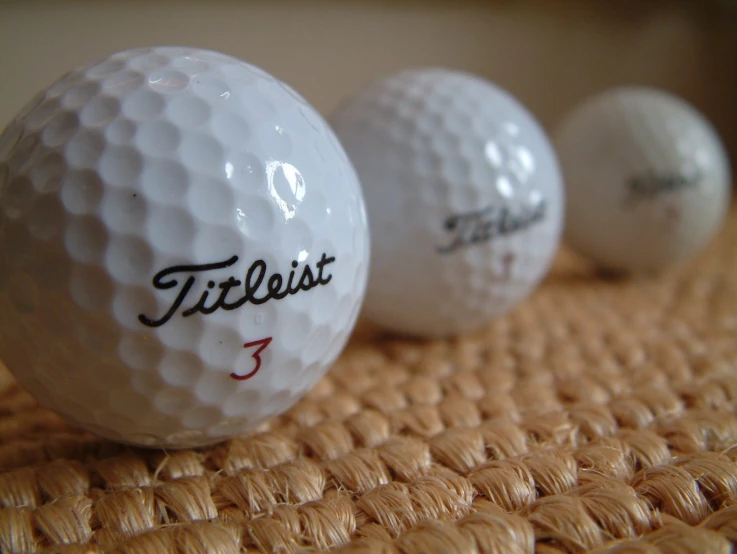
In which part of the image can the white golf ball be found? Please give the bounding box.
[554,87,731,272]
[0,47,370,448]
[330,68,564,338]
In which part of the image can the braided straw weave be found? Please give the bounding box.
[2,207,737,554]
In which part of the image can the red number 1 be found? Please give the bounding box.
[231,337,273,381]
[501,252,515,280]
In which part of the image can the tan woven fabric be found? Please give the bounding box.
[1,208,737,553]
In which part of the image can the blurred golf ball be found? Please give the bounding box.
[554,86,731,273]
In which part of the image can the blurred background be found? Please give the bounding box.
[1,0,736,166]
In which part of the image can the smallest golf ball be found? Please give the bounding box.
[554,86,731,272]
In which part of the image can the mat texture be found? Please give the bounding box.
[1,209,737,554]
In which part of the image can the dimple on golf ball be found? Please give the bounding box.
[553,86,731,272]
[0,47,370,448]
[330,68,564,338]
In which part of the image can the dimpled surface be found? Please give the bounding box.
[554,87,731,272]
[330,69,563,337]
[0,47,369,448]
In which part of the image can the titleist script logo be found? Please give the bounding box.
[138,253,336,328]
[624,168,701,207]
[437,201,547,254]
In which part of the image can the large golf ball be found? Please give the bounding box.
[554,86,731,272]
[0,47,370,448]
[330,68,564,338]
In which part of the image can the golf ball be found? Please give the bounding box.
[554,86,731,272]
[330,68,564,338]
[0,47,370,448]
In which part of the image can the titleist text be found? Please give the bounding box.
[437,201,547,254]
[138,254,336,328]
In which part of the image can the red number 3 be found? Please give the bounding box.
[231,337,273,381]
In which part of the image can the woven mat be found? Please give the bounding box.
[2,208,737,554]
